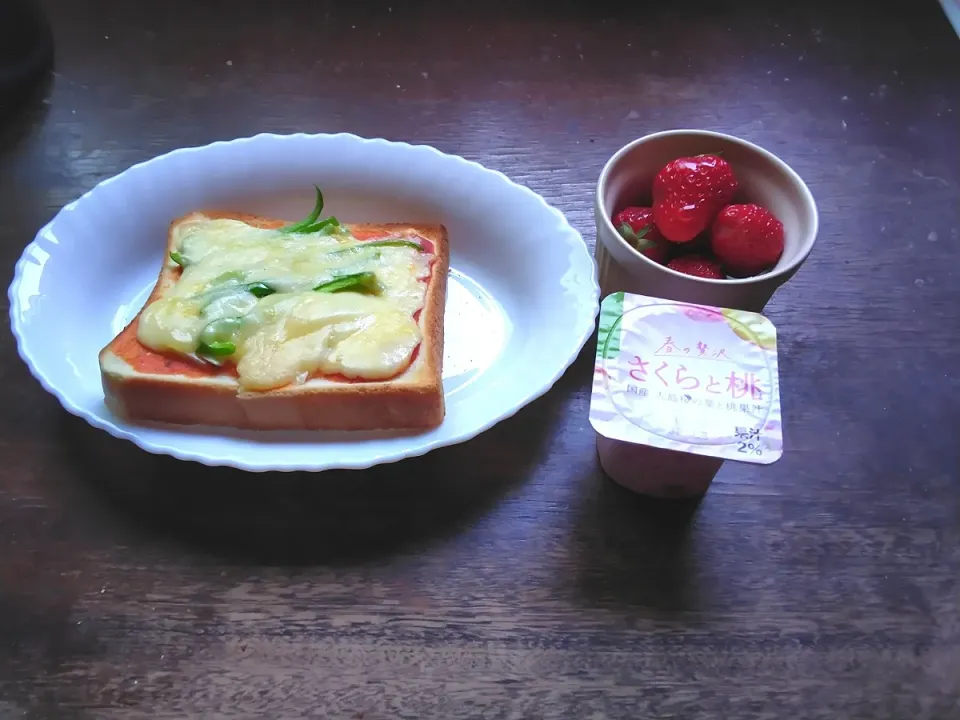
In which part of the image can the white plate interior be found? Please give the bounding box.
[11,134,599,471]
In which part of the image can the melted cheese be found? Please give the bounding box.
[137,218,433,390]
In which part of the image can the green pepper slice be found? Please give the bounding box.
[313,272,380,294]
[280,186,325,234]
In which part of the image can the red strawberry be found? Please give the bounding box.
[613,206,670,264]
[652,154,738,243]
[711,204,785,276]
[667,255,725,279]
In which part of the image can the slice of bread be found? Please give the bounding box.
[99,210,449,431]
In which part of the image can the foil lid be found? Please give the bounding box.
[589,292,783,464]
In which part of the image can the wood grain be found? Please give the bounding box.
[1,0,958,718]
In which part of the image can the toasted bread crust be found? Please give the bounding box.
[99,211,448,431]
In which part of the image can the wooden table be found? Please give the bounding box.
[2,1,958,718]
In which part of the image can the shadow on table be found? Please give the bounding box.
[60,349,591,568]
[0,70,51,154]
[0,0,54,152]
[570,469,705,616]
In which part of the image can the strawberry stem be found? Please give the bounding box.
[617,223,656,251]
[632,226,656,251]
[617,222,638,243]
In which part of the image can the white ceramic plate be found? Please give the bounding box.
[9,133,599,472]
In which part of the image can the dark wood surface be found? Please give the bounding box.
[1,1,959,718]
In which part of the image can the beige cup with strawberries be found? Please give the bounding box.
[594,129,818,313]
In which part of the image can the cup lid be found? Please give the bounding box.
[589,292,783,464]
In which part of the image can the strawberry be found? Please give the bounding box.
[667,255,725,279]
[613,206,670,264]
[710,203,784,276]
[652,154,738,243]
